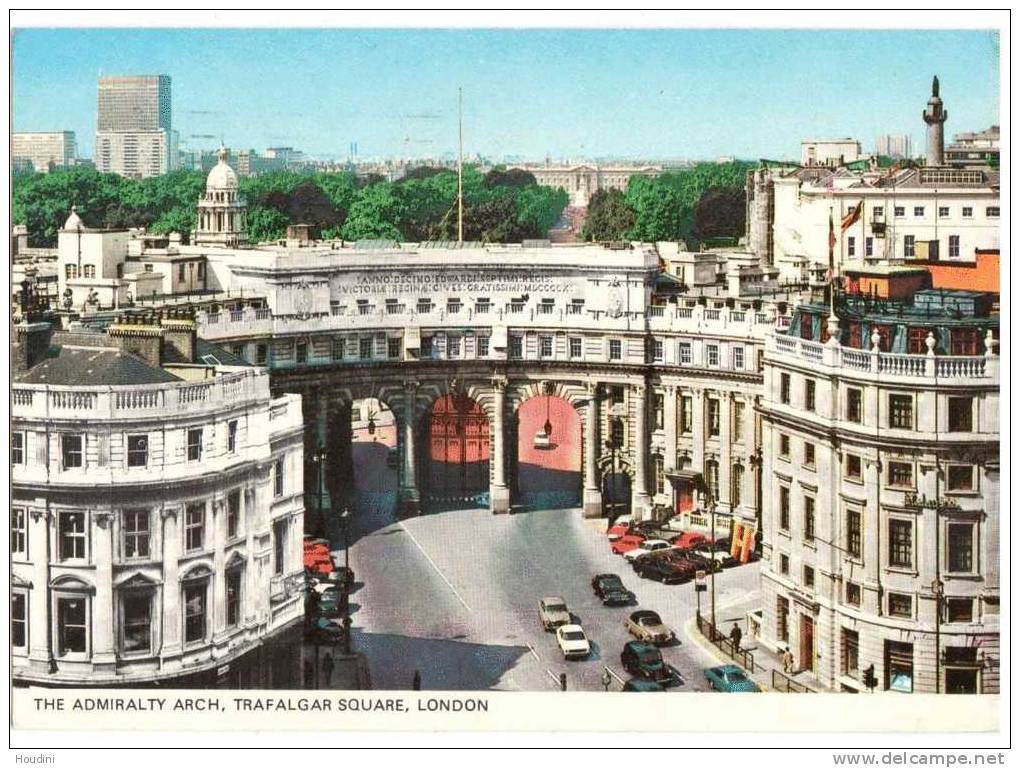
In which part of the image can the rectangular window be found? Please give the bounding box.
[273,518,287,576]
[779,553,789,576]
[653,339,664,362]
[416,298,432,314]
[780,373,791,405]
[227,490,241,539]
[946,464,974,492]
[122,509,150,559]
[889,519,913,568]
[906,327,929,354]
[610,386,625,406]
[509,300,525,314]
[420,336,434,359]
[477,336,490,358]
[568,299,585,315]
[178,263,186,281]
[778,433,790,458]
[654,394,664,430]
[804,379,815,412]
[124,434,148,467]
[446,298,462,315]
[846,388,862,423]
[949,328,977,356]
[387,338,402,359]
[227,421,238,453]
[295,342,307,364]
[847,509,862,559]
[804,442,815,467]
[609,339,622,361]
[947,523,974,573]
[274,459,284,497]
[359,338,373,359]
[256,344,268,364]
[945,598,973,623]
[509,335,523,360]
[842,628,860,677]
[539,336,553,358]
[732,401,745,439]
[185,503,205,552]
[356,301,371,316]
[609,418,624,448]
[706,344,719,367]
[804,496,815,541]
[12,508,26,556]
[732,346,744,369]
[938,206,950,218]
[986,206,999,217]
[865,237,873,257]
[847,236,855,257]
[58,512,87,560]
[888,593,912,618]
[331,340,344,364]
[569,337,582,359]
[913,206,925,217]
[962,206,973,218]
[888,461,913,488]
[680,395,692,434]
[11,432,24,464]
[889,394,913,429]
[949,235,960,258]
[183,582,207,644]
[803,565,815,589]
[538,299,555,315]
[872,206,883,219]
[122,592,151,654]
[187,429,203,462]
[57,597,87,655]
[678,342,692,365]
[846,582,861,607]
[62,434,83,469]
[475,298,491,315]
[226,568,242,627]
[707,399,720,437]
[12,593,26,648]
[885,641,914,692]
[845,454,862,480]
[779,486,790,531]
[903,235,915,258]
[894,206,905,218]
[947,397,973,432]
[447,335,462,358]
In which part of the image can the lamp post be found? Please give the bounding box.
[604,416,622,526]
[340,507,352,655]
[708,495,718,632]
[310,446,328,538]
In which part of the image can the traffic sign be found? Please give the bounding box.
[695,570,707,592]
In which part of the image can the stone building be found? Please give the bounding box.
[508,162,661,206]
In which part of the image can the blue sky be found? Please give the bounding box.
[12,28,1000,162]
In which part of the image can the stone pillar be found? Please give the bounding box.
[692,387,706,487]
[719,393,733,511]
[161,506,182,663]
[582,382,603,518]
[663,385,678,473]
[244,487,258,625]
[490,377,511,514]
[212,498,227,640]
[91,511,116,670]
[631,382,651,520]
[28,509,52,673]
[399,380,420,516]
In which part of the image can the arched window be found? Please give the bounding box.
[731,463,744,508]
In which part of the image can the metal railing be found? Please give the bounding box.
[771,669,816,693]
[696,614,756,673]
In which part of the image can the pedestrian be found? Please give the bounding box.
[303,659,314,689]
[730,622,742,652]
[783,646,795,674]
[412,670,421,690]
[323,652,335,686]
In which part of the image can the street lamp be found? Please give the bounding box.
[339,507,352,655]
[309,446,328,538]
[708,495,718,632]
[604,416,623,525]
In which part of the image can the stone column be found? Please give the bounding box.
[91,510,116,671]
[719,393,733,512]
[161,506,182,664]
[631,382,652,520]
[399,380,420,516]
[28,509,52,673]
[212,498,227,641]
[692,387,706,502]
[582,382,603,518]
[490,377,511,514]
[663,385,678,473]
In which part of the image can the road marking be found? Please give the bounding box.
[526,643,541,662]
[545,669,563,688]
[397,521,473,614]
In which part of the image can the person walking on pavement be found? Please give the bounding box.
[323,652,335,687]
[730,622,743,652]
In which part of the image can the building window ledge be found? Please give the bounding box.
[885,566,918,578]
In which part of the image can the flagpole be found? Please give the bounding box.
[828,206,836,320]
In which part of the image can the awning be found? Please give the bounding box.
[665,468,701,482]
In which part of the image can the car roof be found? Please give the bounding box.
[626,640,658,651]
[559,624,584,632]
[542,597,567,605]
[711,664,743,673]
[630,610,661,621]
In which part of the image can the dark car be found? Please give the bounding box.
[306,616,345,644]
[673,549,721,573]
[632,554,692,584]
[620,641,671,684]
[317,587,347,618]
[623,677,665,692]
[591,573,636,606]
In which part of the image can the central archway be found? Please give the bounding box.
[513,394,582,510]
[424,393,490,511]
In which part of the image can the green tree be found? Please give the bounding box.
[246,206,290,243]
[625,176,686,241]
[149,206,198,240]
[582,187,636,241]
[693,186,746,241]
[340,184,404,241]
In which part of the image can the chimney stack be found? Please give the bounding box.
[160,308,198,363]
[107,312,164,369]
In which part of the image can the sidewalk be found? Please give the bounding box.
[302,647,372,690]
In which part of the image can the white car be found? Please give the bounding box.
[666,515,688,532]
[623,539,672,562]
[556,624,591,659]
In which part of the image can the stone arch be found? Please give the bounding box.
[511,385,584,510]
[114,571,162,589]
[421,386,491,512]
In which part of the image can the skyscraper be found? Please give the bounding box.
[12,131,77,173]
[95,75,175,178]
[875,134,912,159]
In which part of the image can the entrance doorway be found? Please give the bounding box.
[424,393,490,511]
[602,472,631,524]
[799,615,815,672]
[513,395,582,510]
[348,398,399,522]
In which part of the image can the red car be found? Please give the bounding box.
[611,534,646,556]
[607,523,631,542]
[670,531,707,551]
[303,540,335,576]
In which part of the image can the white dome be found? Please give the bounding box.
[206,147,239,191]
[63,206,85,231]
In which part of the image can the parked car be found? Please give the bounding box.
[623,677,665,692]
[306,616,346,644]
[624,610,676,645]
[632,554,693,584]
[303,539,335,577]
[630,520,665,537]
[665,515,688,532]
[607,522,630,542]
[694,544,738,569]
[317,587,346,618]
[611,533,646,556]
[673,549,721,573]
[623,538,672,562]
[555,624,591,659]
[620,641,671,684]
[704,664,761,692]
[591,573,636,606]
[670,531,708,550]
[538,597,572,631]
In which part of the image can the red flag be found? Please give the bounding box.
[841,201,864,232]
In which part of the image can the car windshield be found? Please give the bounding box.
[602,576,623,587]
[546,603,567,612]
[638,649,662,664]
[563,631,586,641]
[726,670,748,682]
[639,616,661,626]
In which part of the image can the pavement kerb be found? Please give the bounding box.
[682,602,774,692]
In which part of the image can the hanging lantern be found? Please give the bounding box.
[367,415,376,435]
[533,392,554,450]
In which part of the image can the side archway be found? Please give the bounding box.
[512,393,582,510]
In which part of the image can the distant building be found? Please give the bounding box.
[508,162,661,206]
[12,131,78,173]
[800,139,862,168]
[946,126,999,168]
[95,75,176,178]
[875,134,912,159]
